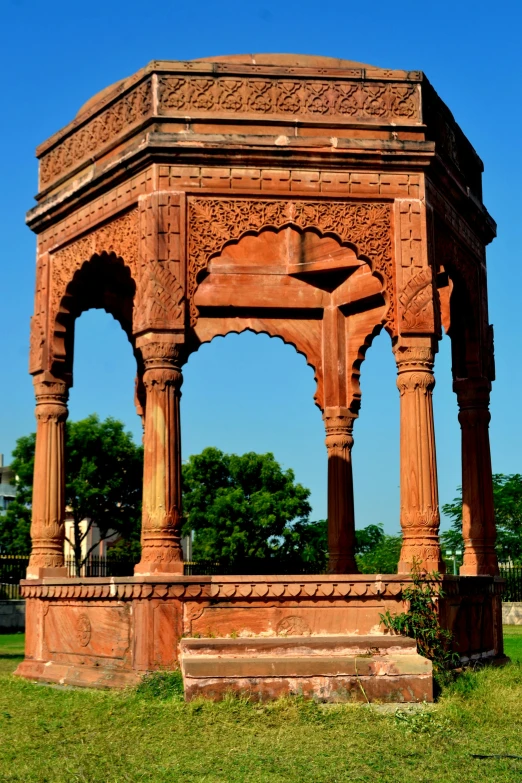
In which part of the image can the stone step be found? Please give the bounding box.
[180,634,417,657]
[180,635,432,703]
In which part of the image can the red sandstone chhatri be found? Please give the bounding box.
[17,54,503,699]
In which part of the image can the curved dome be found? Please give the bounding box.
[192,53,375,68]
[76,53,378,117]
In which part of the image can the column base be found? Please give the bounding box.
[134,561,184,576]
[460,564,498,577]
[25,566,68,579]
[460,547,498,577]
[327,557,359,575]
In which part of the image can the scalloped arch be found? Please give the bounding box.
[191,321,324,410]
[187,196,394,331]
[51,250,137,376]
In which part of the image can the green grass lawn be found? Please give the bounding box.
[504,625,522,663]
[0,630,521,783]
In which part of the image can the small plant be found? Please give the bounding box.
[394,706,453,738]
[380,559,460,675]
[135,669,184,700]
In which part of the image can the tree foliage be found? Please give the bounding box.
[0,435,34,553]
[182,448,402,572]
[442,474,522,563]
[182,447,312,564]
[0,416,143,572]
[356,526,402,574]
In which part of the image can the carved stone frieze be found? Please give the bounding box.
[399,267,435,333]
[37,66,422,191]
[158,75,419,121]
[21,577,415,601]
[134,194,185,334]
[47,210,139,365]
[187,197,394,328]
[29,312,46,375]
[40,79,153,187]
[133,261,184,332]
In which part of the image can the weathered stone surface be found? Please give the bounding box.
[181,634,432,702]
[19,53,500,696]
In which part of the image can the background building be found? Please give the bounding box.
[0,455,15,514]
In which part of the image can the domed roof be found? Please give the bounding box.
[192,53,375,68]
[76,53,378,117]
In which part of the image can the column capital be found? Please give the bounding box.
[394,344,435,372]
[323,407,356,451]
[453,376,491,410]
[137,333,185,368]
[33,377,69,424]
[394,344,435,397]
[33,376,69,404]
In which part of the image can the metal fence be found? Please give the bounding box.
[0,555,29,599]
[3,557,521,599]
[499,566,522,602]
[65,556,136,578]
[0,554,327,594]
[184,559,326,576]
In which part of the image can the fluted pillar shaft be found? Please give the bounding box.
[135,338,184,575]
[395,344,443,574]
[27,378,68,579]
[323,407,358,574]
[455,378,498,575]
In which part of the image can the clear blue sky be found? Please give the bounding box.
[1,0,521,533]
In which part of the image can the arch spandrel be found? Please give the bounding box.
[187,196,395,333]
[191,222,392,413]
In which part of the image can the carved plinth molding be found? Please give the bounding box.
[187,197,394,329]
[27,378,69,578]
[394,345,443,573]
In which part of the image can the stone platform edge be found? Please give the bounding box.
[20,573,503,602]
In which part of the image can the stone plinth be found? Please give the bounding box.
[15,574,504,693]
[22,53,499,698]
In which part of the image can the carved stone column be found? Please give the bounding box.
[454,378,498,575]
[135,336,184,575]
[27,377,69,579]
[395,343,443,574]
[323,407,358,574]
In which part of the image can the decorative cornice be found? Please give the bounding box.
[37,69,422,191]
[21,578,405,600]
[20,573,501,601]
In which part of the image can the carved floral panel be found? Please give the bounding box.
[187,197,394,329]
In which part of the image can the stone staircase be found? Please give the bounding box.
[180,635,432,702]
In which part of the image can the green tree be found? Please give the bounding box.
[442,474,522,564]
[356,526,402,574]
[182,447,312,564]
[0,416,143,574]
[0,435,34,553]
